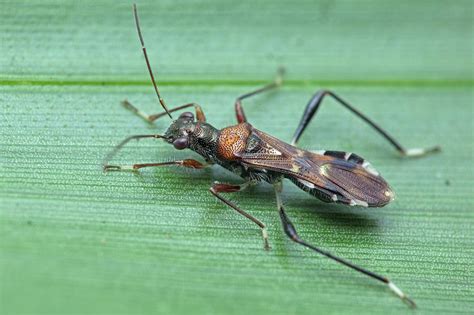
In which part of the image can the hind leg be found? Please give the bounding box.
[291,90,440,157]
[122,100,206,123]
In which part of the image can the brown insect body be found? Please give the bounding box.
[164,115,393,208]
[216,122,393,208]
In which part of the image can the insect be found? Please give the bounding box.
[104,4,441,308]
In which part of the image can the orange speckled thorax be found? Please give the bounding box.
[217,123,252,160]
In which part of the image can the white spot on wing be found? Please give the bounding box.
[362,161,380,176]
[312,150,326,155]
[344,152,351,160]
[349,199,369,207]
[385,189,395,201]
[331,194,338,202]
[268,148,282,155]
[320,165,329,176]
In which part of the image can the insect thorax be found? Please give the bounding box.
[188,122,221,162]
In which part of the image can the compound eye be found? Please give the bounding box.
[173,137,188,150]
[179,112,194,120]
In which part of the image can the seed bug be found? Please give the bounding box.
[104,4,441,308]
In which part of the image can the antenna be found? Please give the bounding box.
[133,4,173,119]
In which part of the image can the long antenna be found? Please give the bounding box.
[133,4,173,119]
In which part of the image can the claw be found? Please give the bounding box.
[402,295,417,309]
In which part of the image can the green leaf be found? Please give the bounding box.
[1,1,472,314]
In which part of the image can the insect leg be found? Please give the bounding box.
[102,134,167,169]
[121,100,206,123]
[235,67,285,123]
[104,159,208,172]
[210,181,270,250]
[273,181,416,307]
[291,90,440,157]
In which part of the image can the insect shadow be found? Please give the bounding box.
[291,197,381,232]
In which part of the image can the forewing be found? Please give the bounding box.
[237,128,393,207]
